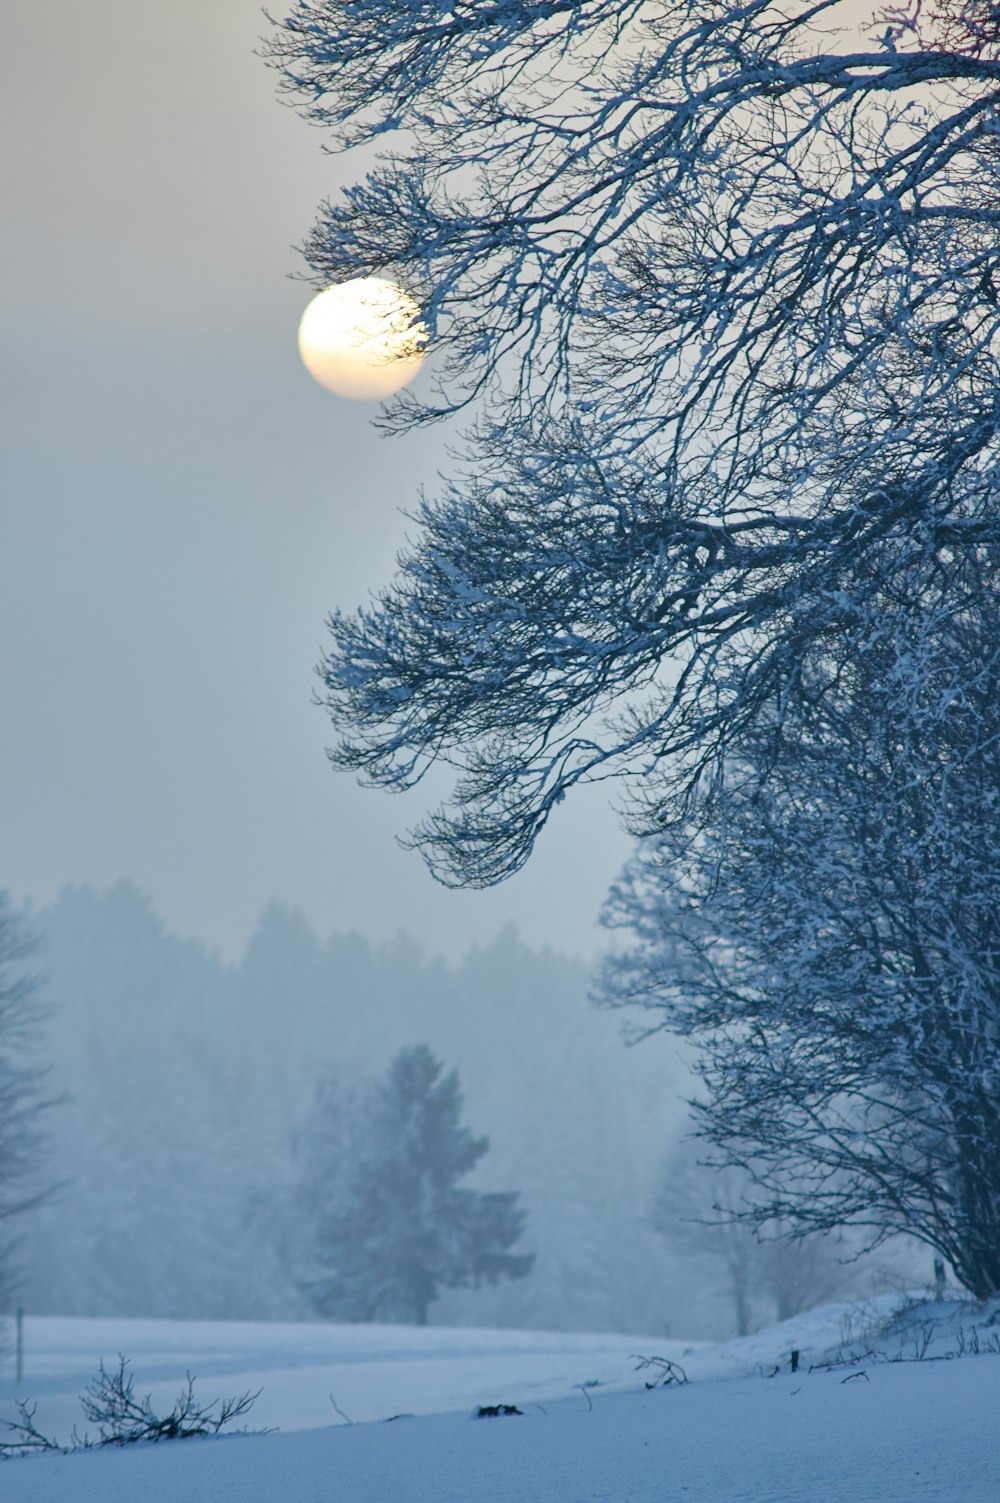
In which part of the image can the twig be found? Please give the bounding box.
[329,1395,354,1425]
[631,1354,688,1388]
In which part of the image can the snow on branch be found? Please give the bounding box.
[271,1,1000,884]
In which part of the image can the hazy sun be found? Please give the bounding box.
[297,277,427,400]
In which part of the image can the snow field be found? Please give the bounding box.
[2,1315,694,1439]
[3,1299,1000,1502]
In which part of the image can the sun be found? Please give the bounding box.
[297,277,427,400]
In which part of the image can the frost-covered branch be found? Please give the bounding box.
[597,548,1000,1296]
[268,1,1000,881]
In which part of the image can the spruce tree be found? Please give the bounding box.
[300,1046,532,1324]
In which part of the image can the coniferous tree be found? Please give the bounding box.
[296,1046,533,1324]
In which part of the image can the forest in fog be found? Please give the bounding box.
[15,884,692,1335]
[12,884,916,1338]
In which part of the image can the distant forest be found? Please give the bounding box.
[18,883,710,1335]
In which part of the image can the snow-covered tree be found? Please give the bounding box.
[294,1046,533,1324]
[599,550,1000,1298]
[265,1,1000,887]
[264,0,1000,1298]
[0,894,49,1309]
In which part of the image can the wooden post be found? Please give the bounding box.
[15,1307,23,1384]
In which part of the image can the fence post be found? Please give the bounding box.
[15,1306,23,1384]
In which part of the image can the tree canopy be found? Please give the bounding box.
[266,1,1000,883]
[267,2,1000,1293]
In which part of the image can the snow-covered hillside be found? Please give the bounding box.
[3,1298,999,1501]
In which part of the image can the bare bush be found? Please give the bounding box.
[0,1355,263,1459]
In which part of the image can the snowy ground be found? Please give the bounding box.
[3,1297,999,1501]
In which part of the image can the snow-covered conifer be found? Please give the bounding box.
[294,1046,533,1324]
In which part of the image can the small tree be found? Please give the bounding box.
[296,1046,533,1324]
[0,893,49,1312]
[652,1142,859,1336]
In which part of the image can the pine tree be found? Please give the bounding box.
[297,1046,533,1324]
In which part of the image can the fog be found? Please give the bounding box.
[0,0,630,963]
[21,883,698,1333]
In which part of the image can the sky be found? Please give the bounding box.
[0,0,631,963]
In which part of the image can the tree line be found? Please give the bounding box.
[4,885,703,1335]
[1,882,910,1335]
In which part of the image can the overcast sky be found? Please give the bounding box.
[0,0,632,962]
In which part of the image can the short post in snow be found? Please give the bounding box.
[15,1307,24,1384]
